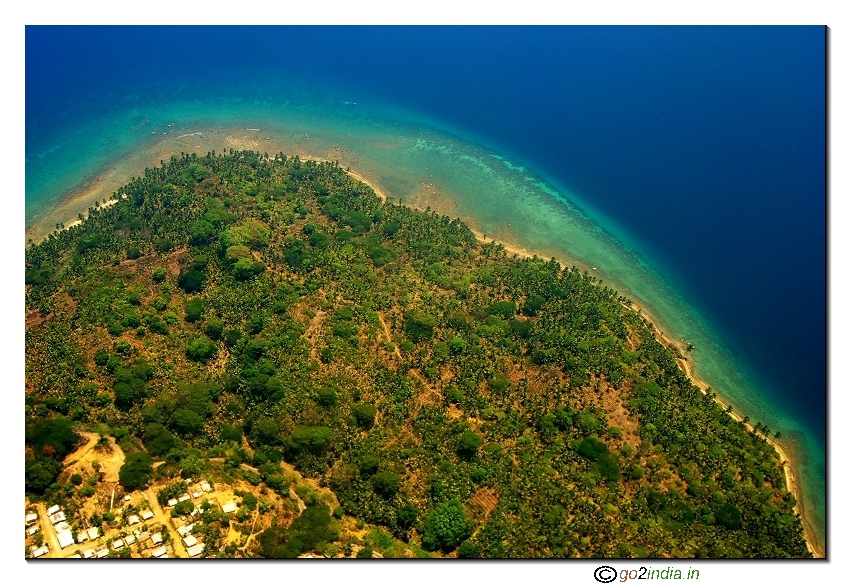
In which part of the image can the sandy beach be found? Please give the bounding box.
[25,144,823,557]
[337,168,824,557]
[621,299,823,558]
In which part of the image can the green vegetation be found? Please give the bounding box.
[24,151,810,558]
[118,452,153,490]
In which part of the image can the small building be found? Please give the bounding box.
[124,534,137,546]
[83,549,95,559]
[46,505,60,516]
[167,498,178,507]
[49,511,66,524]
[127,515,140,525]
[190,509,199,517]
[138,531,151,543]
[187,543,205,558]
[192,490,202,499]
[150,532,163,546]
[76,530,89,543]
[112,539,125,550]
[177,493,191,503]
[32,545,49,558]
[124,495,131,502]
[182,535,198,548]
[151,546,167,558]
[141,510,154,521]
[54,521,69,532]
[177,524,193,537]
[221,501,237,514]
[87,527,100,540]
[27,525,39,536]
[200,481,211,492]
[96,548,109,558]
[57,529,75,549]
[25,513,38,523]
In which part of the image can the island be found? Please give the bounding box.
[25,151,812,558]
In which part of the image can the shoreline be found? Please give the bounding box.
[624,300,822,558]
[25,150,823,557]
[337,165,823,558]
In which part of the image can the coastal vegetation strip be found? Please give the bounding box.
[25,151,811,558]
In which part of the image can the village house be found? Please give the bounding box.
[151,546,168,558]
[177,523,193,537]
[49,511,66,524]
[57,529,75,549]
[32,545,49,558]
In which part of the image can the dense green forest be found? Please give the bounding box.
[25,151,810,558]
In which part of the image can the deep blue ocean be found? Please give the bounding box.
[25,26,826,545]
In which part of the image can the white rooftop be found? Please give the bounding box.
[200,482,211,492]
[32,545,49,558]
[76,531,88,543]
[87,527,100,540]
[54,521,69,532]
[25,513,38,523]
[127,515,140,525]
[27,525,40,536]
[49,511,66,524]
[124,535,137,545]
[221,502,237,513]
[177,493,191,502]
[57,529,75,549]
[187,543,205,557]
[83,549,95,558]
[96,548,109,558]
[112,539,124,549]
[151,532,163,545]
[124,494,131,501]
[177,524,193,536]
[167,498,178,507]
[46,505,60,515]
[182,535,198,547]
[151,546,167,557]
[141,510,154,520]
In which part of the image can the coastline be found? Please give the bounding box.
[337,166,823,558]
[624,300,822,558]
[25,150,823,557]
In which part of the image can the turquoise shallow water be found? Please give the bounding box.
[25,89,825,550]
